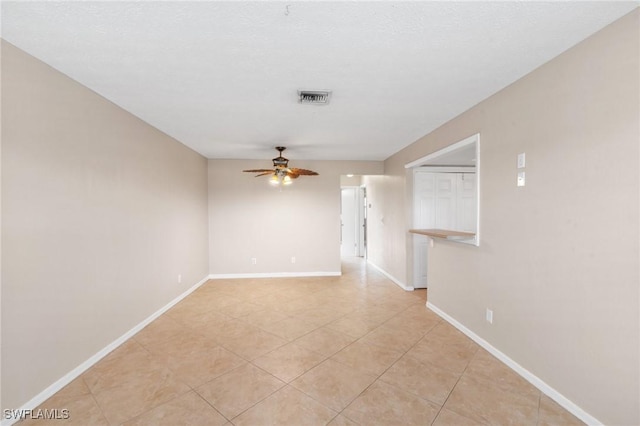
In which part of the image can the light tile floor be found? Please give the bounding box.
[20,258,584,425]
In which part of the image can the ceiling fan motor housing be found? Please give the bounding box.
[273,146,289,168]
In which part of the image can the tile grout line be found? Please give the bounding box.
[429,344,481,426]
[333,313,437,425]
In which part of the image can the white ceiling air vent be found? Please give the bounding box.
[298,90,331,105]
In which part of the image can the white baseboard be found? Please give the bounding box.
[426,302,602,426]
[209,271,341,279]
[366,260,414,291]
[1,275,210,426]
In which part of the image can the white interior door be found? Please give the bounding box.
[357,187,366,257]
[457,173,477,232]
[413,172,436,288]
[341,188,357,257]
[435,174,457,229]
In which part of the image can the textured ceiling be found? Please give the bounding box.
[1,1,637,161]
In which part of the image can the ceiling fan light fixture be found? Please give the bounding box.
[269,174,280,185]
[282,175,293,185]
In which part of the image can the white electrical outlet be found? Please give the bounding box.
[178,274,182,284]
[517,171,525,187]
[486,308,494,324]
[291,256,296,264]
[251,257,257,265]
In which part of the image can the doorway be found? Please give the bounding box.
[341,186,366,258]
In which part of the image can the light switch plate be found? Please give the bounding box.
[517,152,526,169]
[517,171,526,187]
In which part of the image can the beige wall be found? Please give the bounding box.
[209,160,382,275]
[363,172,411,282]
[366,10,639,426]
[1,41,210,411]
[340,175,363,186]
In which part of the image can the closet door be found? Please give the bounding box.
[457,173,477,232]
[435,174,457,229]
[414,173,436,229]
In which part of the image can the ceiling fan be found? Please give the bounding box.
[243,147,319,185]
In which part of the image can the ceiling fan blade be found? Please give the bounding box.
[286,172,301,179]
[254,172,274,177]
[243,169,274,173]
[289,168,319,176]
